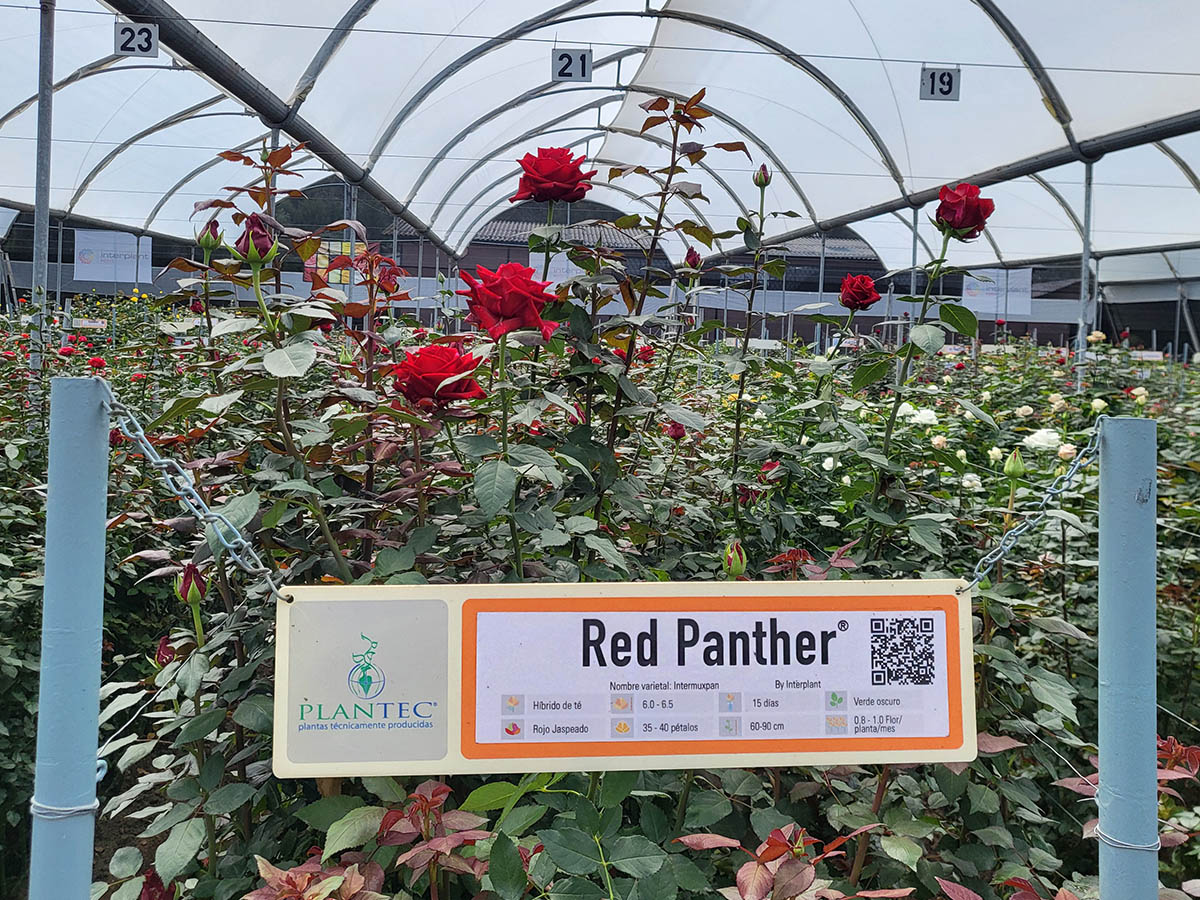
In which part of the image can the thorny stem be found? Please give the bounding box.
[673,770,695,831]
[498,335,524,580]
[542,200,556,281]
[848,764,891,886]
[273,380,353,582]
[729,185,768,521]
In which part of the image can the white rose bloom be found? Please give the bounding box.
[800,434,810,446]
[964,410,975,420]
[956,448,968,461]
[1091,398,1109,412]
[982,365,997,374]
[911,408,939,426]
[1014,405,1034,417]
[897,401,916,418]
[942,375,953,384]
[1131,386,1148,397]
[931,434,948,450]
[980,391,992,402]
[822,456,837,472]
[1087,329,1107,344]
[1022,428,1062,452]
[1136,394,1148,406]
[1051,399,1068,413]
[987,446,1004,462]
[841,475,852,486]
[962,473,983,491]
[1057,443,1077,461]
[1048,393,1064,405]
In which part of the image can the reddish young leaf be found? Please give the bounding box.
[218,150,255,165]
[1054,891,1082,900]
[1001,877,1037,893]
[736,860,774,900]
[771,859,815,899]
[641,115,668,134]
[856,890,916,898]
[817,822,881,857]
[639,96,669,112]
[674,833,743,851]
[714,141,751,158]
[265,145,294,169]
[977,732,1028,754]
[933,878,983,900]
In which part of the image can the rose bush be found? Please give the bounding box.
[0,97,1197,900]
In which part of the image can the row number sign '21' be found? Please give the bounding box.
[114,21,159,58]
[551,47,592,82]
[273,580,976,776]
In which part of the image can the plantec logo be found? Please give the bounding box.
[297,633,439,733]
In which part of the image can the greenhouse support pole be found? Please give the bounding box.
[783,252,793,360]
[1075,163,1093,392]
[1097,415,1158,900]
[417,235,425,304]
[1173,286,1183,362]
[817,231,827,310]
[30,0,56,374]
[28,377,109,900]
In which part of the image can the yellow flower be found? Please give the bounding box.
[730,373,740,381]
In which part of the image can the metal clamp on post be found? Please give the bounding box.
[959,416,1108,593]
[99,381,292,603]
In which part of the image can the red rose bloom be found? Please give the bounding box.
[139,868,172,900]
[58,346,76,356]
[954,361,966,370]
[392,344,486,407]
[190,300,205,314]
[995,318,1006,326]
[154,637,175,667]
[839,274,881,311]
[934,183,995,241]
[665,421,686,441]
[87,356,106,369]
[636,344,655,363]
[456,262,559,342]
[509,147,596,203]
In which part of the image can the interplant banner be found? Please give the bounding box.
[273,580,976,777]
[73,229,152,284]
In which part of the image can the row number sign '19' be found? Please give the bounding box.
[273,580,976,776]
[114,21,159,58]
[920,65,961,101]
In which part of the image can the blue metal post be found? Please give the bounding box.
[1098,416,1158,900]
[28,378,110,900]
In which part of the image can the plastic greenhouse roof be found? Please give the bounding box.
[4,0,1200,284]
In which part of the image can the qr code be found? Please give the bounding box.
[870,617,935,686]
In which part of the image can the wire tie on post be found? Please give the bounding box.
[30,797,99,820]
[1093,824,1161,852]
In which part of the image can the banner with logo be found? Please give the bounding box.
[961,267,1032,320]
[73,229,152,284]
[273,580,975,777]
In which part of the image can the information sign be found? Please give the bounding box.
[920,66,960,101]
[274,581,975,777]
[114,21,159,58]
[551,48,592,82]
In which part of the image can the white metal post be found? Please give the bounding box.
[1075,163,1094,391]
[1097,416,1158,900]
[30,0,56,373]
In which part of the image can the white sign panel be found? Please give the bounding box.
[551,48,592,82]
[114,21,159,58]
[920,66,960,101]
[274,581,975,777]
[74,230,152,284]
[529,251,583,285]
[961,267,1032,320]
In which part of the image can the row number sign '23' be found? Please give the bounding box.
[273,580,976,777]
[114,21,159,58]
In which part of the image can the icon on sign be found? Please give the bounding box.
[611,720,632,737]
[501,694,524,715]
[825,715,848,735]
[502,720,524,739]
[825,690,846,710]
[610,694,632,713]
[719,692,741,713]
[719,717,741,737]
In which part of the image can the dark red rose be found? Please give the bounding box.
[954,361,966,370]
[456,262,559,342]
[934,183,994,241]
[839,274,881,311]
[318,321,333,334]
[197,219,220,252]
[684,246,702,269]
[665,421,686,441]
[995,318,1006,326]
[140,868,172,900]
[234,213,275,263]
[509,148,596,203]
[88,356,107,369]
[155,637,175,667]
[392,344,486,407]
[177,563,206,605]
[190,300,204,314]
[636,344,655,363]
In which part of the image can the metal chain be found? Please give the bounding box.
[100,382,291,603]
[962,415,1109,593]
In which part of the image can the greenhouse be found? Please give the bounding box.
[2,2,1199,900]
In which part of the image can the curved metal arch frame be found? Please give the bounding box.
[447,132,716,253]
[67,99,256,214]
[427,88,801,240]
[1154,140,1200,194]
[888,210,936,261]
[403,47,643,204]
[364,4,908,196]
[0,56,182,129]
[423,89,754,233]
[1026,173,1085,238]
[456,175,690,264]
[142,132,269,230]
[287,0,380,106]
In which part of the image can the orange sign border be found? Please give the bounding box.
[461,593,962,760]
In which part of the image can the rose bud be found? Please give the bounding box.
[723,539,748,577]
[196,219,221,253]
[684,246,702,269]
[176,562,206,606]
[665,421,686,441]
[752,164,772,188]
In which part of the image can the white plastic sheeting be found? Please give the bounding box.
[0,0,1199,279]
